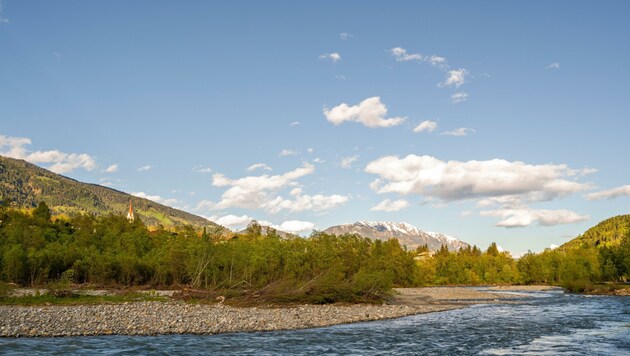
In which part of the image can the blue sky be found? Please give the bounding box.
[2,1,630,255]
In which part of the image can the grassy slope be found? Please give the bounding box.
[0,155,218,229]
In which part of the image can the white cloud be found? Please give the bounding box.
[313,157,324,164]
[208,215,314,235]
[439,69,468,88]
[339,32,354,40]
[98,177,120,187]
[45,154,97,174]
[427,55,448,69]
[451,92,468,103]
[200,162,348,213]
[279,149,298,157]
[290,121,300,126]
[324,96,406,128]
[546,62,560,70]
[192,165,212,173]
[277,220,315,234]
[390,48,449,69]
[413,120,438,133]
[307,148,314,154]
[549,244,559,250]
[264,192,349,214]
[319,52,341,63]
[391,47,471,100]
[569,167,598,176]
[104,164,119,173]
[247,163,272,172]
[441,128,475,137]
[340,155,359,169]
[137,165,153,172]
[365,155,592,202]
[480,208,588,228]
[586,185,630,200]
[390,47,424,62]
[335,74,347,80]
[132,192,179,206]
[209,214,254,229]
[0,134,97,174]
[370,199,409,212]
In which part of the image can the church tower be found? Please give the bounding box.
[127,199,134,222]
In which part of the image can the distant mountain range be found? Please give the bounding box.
[0,155,218,229]
[323,221,469,252]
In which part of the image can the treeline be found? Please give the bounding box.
[415,243,520,285]
[517,236,630,291]
[1,203,629,301]
[0,203,416,303]
[418,232,630,291]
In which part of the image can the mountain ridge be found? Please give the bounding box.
[0,155,218,229]
[323,221,469,251]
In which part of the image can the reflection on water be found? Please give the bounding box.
[1,289,629,355]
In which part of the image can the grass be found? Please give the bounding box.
[0,291,167,306]
[137,208,173,225]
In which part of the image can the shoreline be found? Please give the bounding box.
[0,287,528,338]
[0,302,464,338]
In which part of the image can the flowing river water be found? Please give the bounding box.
[1,289,629,355]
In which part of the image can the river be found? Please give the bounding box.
[1,289,628,355]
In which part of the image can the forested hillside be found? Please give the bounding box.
[561,214,630,249]
[0,155,217,229]
[518,214,630,291]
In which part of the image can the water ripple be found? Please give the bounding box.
[1,292,629,355]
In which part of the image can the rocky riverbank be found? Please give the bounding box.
[0,287,527,338]
[0,302,462,337]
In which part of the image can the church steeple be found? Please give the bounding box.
[127,199,134,222]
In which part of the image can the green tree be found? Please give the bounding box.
[33,201,51,221]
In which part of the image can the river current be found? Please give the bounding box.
[1,289,629,355]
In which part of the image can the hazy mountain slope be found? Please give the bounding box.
[0,155,217,229]
[237,220,299,239]
[561,214,630,250]
[323,221,469,251]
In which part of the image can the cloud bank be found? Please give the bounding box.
[365,155,592,202]
[197,163,348,214]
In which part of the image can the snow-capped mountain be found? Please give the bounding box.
[322,221,469,252]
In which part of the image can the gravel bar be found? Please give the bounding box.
[1,287,537,338]
[0,302,461,338]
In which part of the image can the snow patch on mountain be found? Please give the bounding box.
[323,221,469,252]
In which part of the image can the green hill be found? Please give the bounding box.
[561,214,630,250]
[0,155,219,229]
